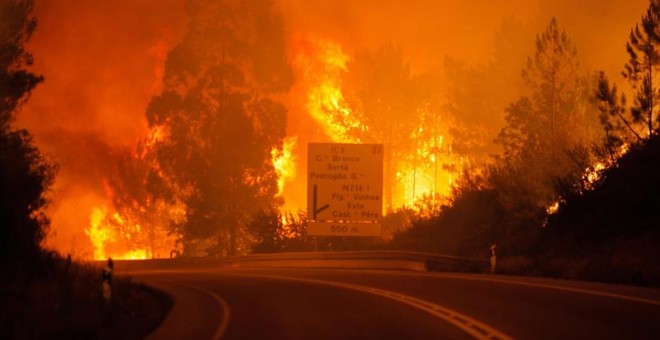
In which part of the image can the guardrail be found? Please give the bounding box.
[224,251,488,272]
[108,251,487,273]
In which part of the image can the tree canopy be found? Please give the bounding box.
[623,0,660,139]
[145,0,293,256]
[0,0,55,266]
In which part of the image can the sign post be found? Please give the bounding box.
[307,143,383,236]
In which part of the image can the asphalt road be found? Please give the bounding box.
[125,266,660,340]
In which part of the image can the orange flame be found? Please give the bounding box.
[84,124,183,261]
[290,36,461,212]
[86,207,113,260]
[85,202,182,260]
[293,36,365,142]
[85,206,150,260]
[272,136,297,196]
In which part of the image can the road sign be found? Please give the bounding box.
[307,143,383,236]
[307,221,382,237]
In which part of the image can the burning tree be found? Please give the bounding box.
[94,135,185,259]
[345,44,414,209]
[343,44,452,209]
[145,0,292,256]
[292,38,462,211]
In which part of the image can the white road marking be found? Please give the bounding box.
[328,269,660,307]
[192,285,231,340]
[425,273,660,307]
[222,272,513,340]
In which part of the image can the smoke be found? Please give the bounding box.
[17,0,187,257]
[276,0,648,81]
[15,0,649,257]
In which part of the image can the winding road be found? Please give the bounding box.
[123,264,660,339]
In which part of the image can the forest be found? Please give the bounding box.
[2,0,659,288]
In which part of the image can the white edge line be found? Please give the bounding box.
[222,272,513,340]
[428,273,660,307]
[192,285,231,340]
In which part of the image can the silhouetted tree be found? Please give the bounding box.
[594,1,660,152]
[145,0,293,256]
[247,209,312,253]
[623,0,660,140]
[246,208,284,253]
[0,0,55,267]
[0,0,42,129]
[541,137,660,285]
[595,72,641,162]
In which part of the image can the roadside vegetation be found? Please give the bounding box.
[408,3,660,286]
[1,253,171,338]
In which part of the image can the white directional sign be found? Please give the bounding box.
[307,143,383,236]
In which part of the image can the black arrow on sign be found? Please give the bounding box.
[312,184,330,219]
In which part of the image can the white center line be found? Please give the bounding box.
[222,272,513,340]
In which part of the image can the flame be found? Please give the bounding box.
[584,162,606,188]
[142,125,168,155]
[290,36,461,213]
[85,203,180,260]
[293,36,365,142]
[401,127,456,207]
[390,110,460,209]
[86,207,113,260]
[85,206,147,260]
[272,136,297,196]
[546,200,560,215]
[582,143,629,191]
[122,249,149,260]
[83,129,184,261]
[546,143,631,219]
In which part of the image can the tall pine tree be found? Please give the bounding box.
[496,18,599,206]
[623,0,660,140]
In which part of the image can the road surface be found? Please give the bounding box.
[124,265,660,339]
